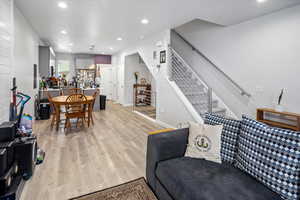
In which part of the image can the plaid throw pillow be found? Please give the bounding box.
[204,113,241,163]
[236,116,300,200]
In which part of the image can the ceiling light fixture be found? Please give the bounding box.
[109,47,113,50]
[61,30,67,34]
[141,18,149,24]
[256,0,267,3]
[58,1,68,8]
[68,43,73,46]
[117,37,123,41]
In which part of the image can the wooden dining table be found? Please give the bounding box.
[51,95,94,131]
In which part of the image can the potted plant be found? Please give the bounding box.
[134,72,139,84]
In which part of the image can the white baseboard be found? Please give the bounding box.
[133,111,176,129]
[122,103,133,107]
[155,120,176,129]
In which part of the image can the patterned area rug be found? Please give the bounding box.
[69,178,158,200]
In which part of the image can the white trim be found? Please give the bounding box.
[122,103,133,107]
[133,111,175,128]
[167,78,204,124]
[155,120,176,129]
[133,111,156,123]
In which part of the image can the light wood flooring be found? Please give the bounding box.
[20,102,162,200]
[134,106,156,119]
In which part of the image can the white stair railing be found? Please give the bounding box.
[169,46,213,117]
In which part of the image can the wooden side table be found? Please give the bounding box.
[257,108,300,131]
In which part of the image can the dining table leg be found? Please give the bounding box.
[55,104,60,131]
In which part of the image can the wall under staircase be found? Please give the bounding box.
[114,29,239,127]
[171,29,251,118]
[115,5,300,126]
[173,5,300,116]
[170,47,228,117]
[113,30,197,127]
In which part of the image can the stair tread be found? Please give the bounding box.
[171,51,227,119]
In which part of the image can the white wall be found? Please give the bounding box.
[0,0,13,123]
[124,53,153,105]
[55,52,76,80]
[113,30,195,127]
[13,7,42,117]
[0,3,41,122]
[75,55,94,69]
[175,5,300,117]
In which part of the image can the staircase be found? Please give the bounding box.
[169,47,226,117]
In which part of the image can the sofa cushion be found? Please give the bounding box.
[156,157,281,200]
[204,113,241,163]
[185,122,223,163]
[236,116,300,200]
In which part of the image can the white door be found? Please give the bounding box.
[101,66,113,100]
[112,66,119,102]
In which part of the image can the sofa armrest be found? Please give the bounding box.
[146,128,189,190]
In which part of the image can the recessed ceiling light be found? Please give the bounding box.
[68,43,73,46]
[109,47,113,50]
[58,1,68,8]
[0,22,6,28]
[141,19,149,24]
[257,0,267,3]
[117,37,122,41]
[61,30,67,34]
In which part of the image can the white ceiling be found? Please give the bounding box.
[15,0,300,54]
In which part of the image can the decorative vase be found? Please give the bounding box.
[275,104,284,112]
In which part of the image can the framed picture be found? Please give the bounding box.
[160,50,166,64]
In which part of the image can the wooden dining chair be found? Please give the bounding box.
[90,90,99,125]
[62,88,82,96]
[65,94,88,130]
[46,92,58,129]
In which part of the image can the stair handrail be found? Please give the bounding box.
[170,46,210,90]
[172,29,251,98]
[170,46,213,114]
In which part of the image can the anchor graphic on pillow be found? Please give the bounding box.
[197,138,209,149]
[194,135,211,152]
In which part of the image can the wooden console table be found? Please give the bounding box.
[257,108,300,131]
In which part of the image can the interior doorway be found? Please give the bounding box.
[100,64,113,100]
[124,53,156,119]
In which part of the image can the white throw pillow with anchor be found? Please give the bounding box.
[185,121,223,163]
